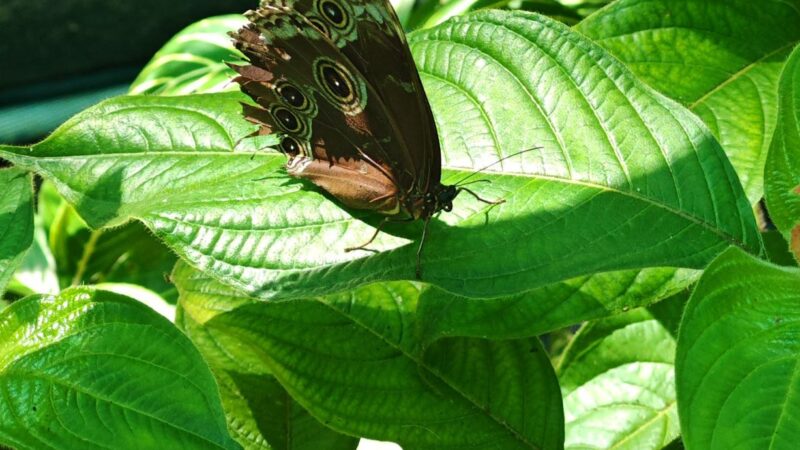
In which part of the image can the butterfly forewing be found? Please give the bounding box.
[231,0,442,218]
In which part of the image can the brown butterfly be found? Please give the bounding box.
[230,0,501,278]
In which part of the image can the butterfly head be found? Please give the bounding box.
[422,184,459,217]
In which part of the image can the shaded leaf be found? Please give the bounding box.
[7,216,59,297]
[176,274,359,450]
[48,204,178,301]
[417,267,698,341]
[0,168,34,297]
[173,261,564,450]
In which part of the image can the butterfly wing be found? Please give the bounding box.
[285,0,442,195]
[232,1,441,216]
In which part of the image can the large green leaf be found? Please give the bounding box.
[176,278,359,450]
[0,12,760,300]
[0,287,239,450]
[558,309,679,449]
[676,247,800,450]
[0,169,34,297]
[765,43,800,262]
[578,0,800,204]
[130,15,246,96]
[173,261,564,450]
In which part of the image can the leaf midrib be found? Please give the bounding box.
[319,290,544,450]
[2,371,231,450]
[16,152,749,250]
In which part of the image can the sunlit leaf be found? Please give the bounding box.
[676,247,800,450]
[558,309,679,449]
[578,0,800,203]
[0,287,239,450]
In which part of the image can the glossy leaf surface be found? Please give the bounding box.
[559,309,679,449]
[676,248,800,450]
[578,0,800,203]
[0,287,239,450]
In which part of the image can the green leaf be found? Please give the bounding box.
[390,0,417,28]
[177,284,359,450]
[0,12,760,300]
[130,15,246,96]
[765,43,800,262]
[48,203,178,301]
[7,216,59,297]
[578,0,800,204]
[409,0,582,29]
[762,231,799,268]
[558,309,679,449]
[0,287,239,450]
[676,247,800,450]
[405,0,591,30]
[0,168,34,297]
[417,267,698,340]
[173,261,564,450]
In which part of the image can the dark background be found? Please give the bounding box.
[0,0,258,144]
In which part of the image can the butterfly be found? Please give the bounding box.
[229,0,502,278]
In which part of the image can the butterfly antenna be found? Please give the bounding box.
[453,146,542,187]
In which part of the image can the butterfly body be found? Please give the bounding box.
[231,0,485,277]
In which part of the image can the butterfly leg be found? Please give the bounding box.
[345,218,390,252]
[416,217,431,280]
[345,217,414,253]
[458,187,506,206]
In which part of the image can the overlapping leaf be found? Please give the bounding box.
[130,15,246,96]
[177,290,359,450]
[765,44,800,261]
[0,169,34,297]
[676,247,800,450]
[174,261,564,450]
[578,0,800,203]
[558,308,680,449]
[0,287,239,450]
[0,12,760,301]
[49,203,178,301]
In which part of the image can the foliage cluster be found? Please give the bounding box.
[1,0,799,449]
